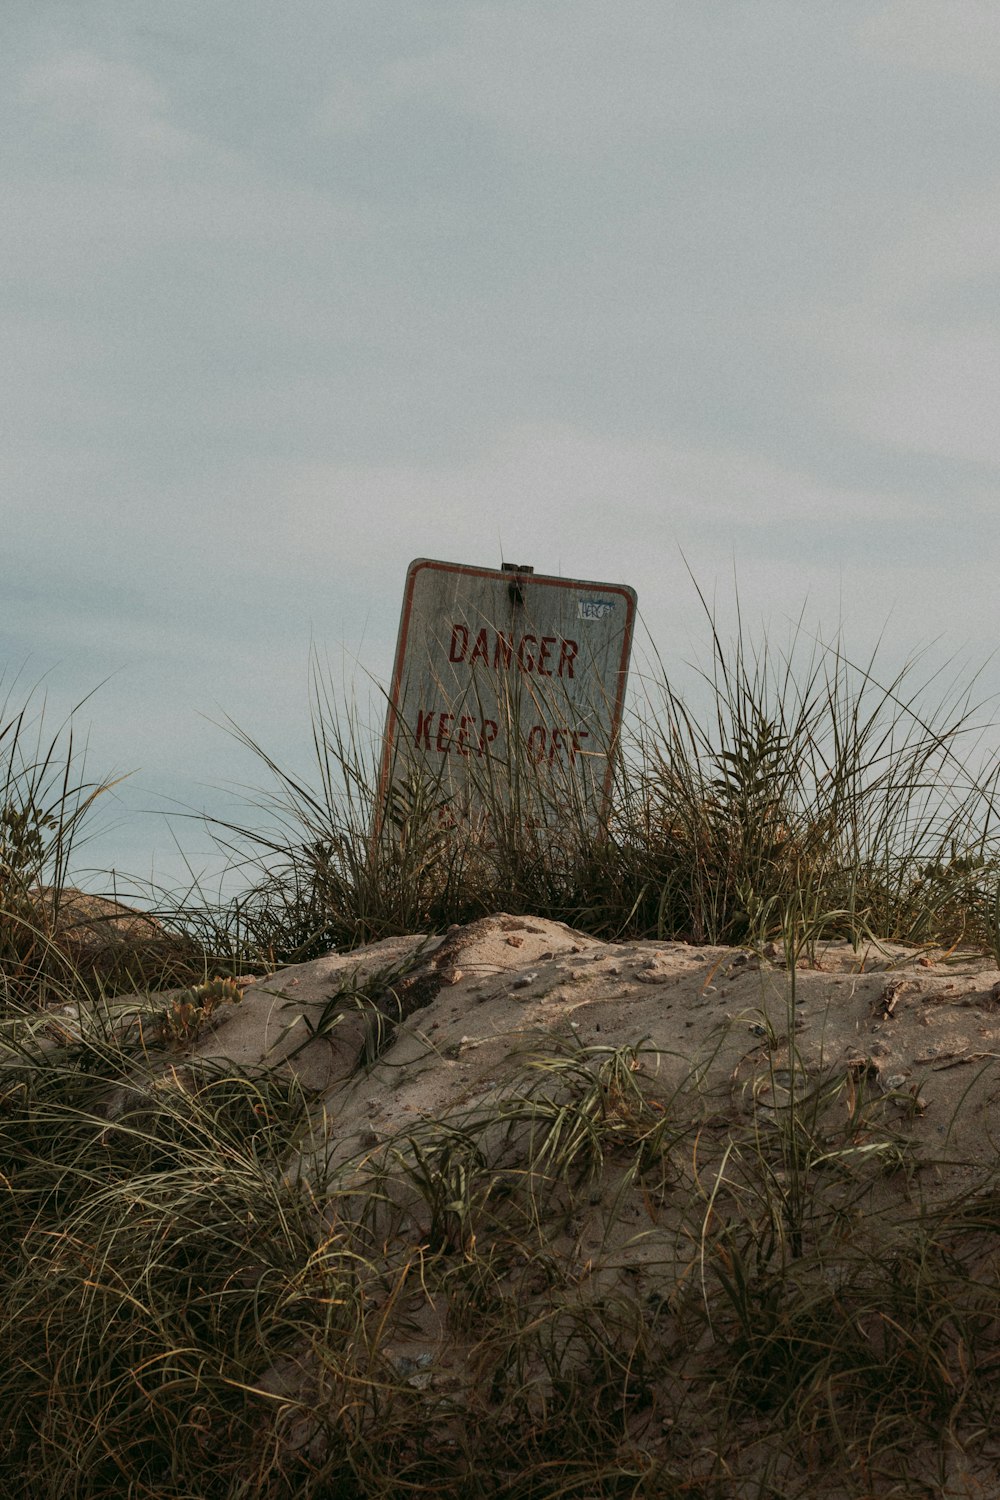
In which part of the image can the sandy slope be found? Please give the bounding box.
[181,917,1000,1495]
[198,913,1000,1176]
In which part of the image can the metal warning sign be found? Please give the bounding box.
[378,558,637,840]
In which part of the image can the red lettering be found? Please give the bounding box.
[570,729,589,764]
[469,628,490,667]
[448,625,468,663]
[548,728,564,765]
[443,630,580,677]
[415,709,433,750]
[436,713,453,752]
[558,638,578,678]
[479,719,499,753]
[526,725,546,763]
[457,715,475,756]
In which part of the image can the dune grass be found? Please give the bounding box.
[2,614,1000,1495]
[4,1006,1000,1498]
[208,613,1000,966]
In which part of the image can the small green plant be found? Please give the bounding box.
[156,974,244,1044]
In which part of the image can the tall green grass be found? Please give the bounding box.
[0,681,141,1005]
[208,614,1000,965]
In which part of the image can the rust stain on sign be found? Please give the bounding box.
[378,558,637,837]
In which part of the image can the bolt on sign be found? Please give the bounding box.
[377,557,637,843]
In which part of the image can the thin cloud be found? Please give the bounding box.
[313,1,854,152]
[825,319,1000,467]
[254,425,925,576]
[861,0,1000,83]
[21,49,199,162]
[812,186,1000,468]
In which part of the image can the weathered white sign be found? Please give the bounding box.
[377,558,637,840]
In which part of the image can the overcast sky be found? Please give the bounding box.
[5,1,1000,896]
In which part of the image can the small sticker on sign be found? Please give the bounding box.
[578,599,616,621]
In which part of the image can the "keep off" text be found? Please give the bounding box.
[413,709,590,766]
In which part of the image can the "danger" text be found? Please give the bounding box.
[447,625,578,678]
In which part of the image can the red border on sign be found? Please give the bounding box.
[376,557,637,835]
